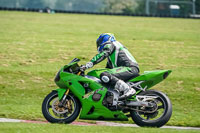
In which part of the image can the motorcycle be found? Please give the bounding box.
[42,58,172,127]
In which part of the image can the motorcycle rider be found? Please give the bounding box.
[82,33,140,99]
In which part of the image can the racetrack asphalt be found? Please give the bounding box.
[0,118,200,130]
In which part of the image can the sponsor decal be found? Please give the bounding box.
[83,88,104,99]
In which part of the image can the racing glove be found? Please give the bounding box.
[80,62,93,71]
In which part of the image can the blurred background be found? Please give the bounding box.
[0,0,199,18]
[0,0,200,129]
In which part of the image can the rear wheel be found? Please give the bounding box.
[130,90,172,127]
[42,91,81,123]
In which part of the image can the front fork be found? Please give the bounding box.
[55,88,70,108]
[56,88,69,101]
[60,89,70,103]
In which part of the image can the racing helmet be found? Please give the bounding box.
[96,33,116,53]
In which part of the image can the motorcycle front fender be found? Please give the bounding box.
[54,88,67,101]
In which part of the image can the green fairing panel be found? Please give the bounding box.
[107,67,131,74]
[129,70,172,89]
[55,67,128,120]
[87,68,109,78]
[55,63,171,120]
[79,87,128,121]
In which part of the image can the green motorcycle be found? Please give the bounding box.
[42,58,172,127]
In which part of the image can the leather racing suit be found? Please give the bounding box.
[89,41,140,90]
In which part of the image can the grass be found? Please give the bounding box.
[0,11,200,127]
[0,123,200,133]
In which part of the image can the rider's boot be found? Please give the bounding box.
[114,80,136,99]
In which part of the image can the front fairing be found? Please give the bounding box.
[54,59,81,88]
[54,66,104,94]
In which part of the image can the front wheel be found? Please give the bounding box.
[130,90,172,127]
[42,91,81,123]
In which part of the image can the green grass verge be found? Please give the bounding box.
[0,11,200,127]
[0,123,199,133]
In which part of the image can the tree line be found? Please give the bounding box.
[0,0,199,15]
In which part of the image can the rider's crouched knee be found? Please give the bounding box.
[100,72,112,84]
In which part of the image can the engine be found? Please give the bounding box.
[102,90,119,111]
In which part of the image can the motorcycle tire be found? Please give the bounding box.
[42,91,81,123]
[130,90,172,127]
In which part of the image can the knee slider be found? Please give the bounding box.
[100,72,111,83]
